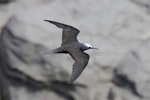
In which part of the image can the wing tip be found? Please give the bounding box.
[43,20,79,32]
[44,19,51,22]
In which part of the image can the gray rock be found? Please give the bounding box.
[1,0,150,100]
[0,0,53,33]
[113,39,150,100]
[130,0,150,11]
[0,0,10,4]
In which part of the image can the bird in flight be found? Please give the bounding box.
[41,20,98,83]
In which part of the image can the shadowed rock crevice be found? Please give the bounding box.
[0,0,15,4]
[0,31,11,100]
[50,81,87,100]
[3,66,47,91]
[107,88,115,100]
[130,0,150,9]
[112,69,142,98]
[0,70,10,100]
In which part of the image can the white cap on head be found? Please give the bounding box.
[84,43,92,48]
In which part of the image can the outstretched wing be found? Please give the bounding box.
[68,50,89,83]
[44,20,80,45]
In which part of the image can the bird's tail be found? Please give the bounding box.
[40,47,63,54]
[40,50,55,54]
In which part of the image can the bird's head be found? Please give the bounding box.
[82,43,99,51]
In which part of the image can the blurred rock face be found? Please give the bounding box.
[0,0,9,4]
[113,39,150,99]
[0,0,150,100]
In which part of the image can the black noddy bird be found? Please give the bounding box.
[41,20,98,84]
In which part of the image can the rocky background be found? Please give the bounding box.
[0,0,150,100]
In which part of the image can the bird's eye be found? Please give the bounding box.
[89,47,91,49]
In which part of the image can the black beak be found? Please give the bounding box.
[91,47,99,50]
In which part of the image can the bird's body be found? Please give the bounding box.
[42,20,98,83]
